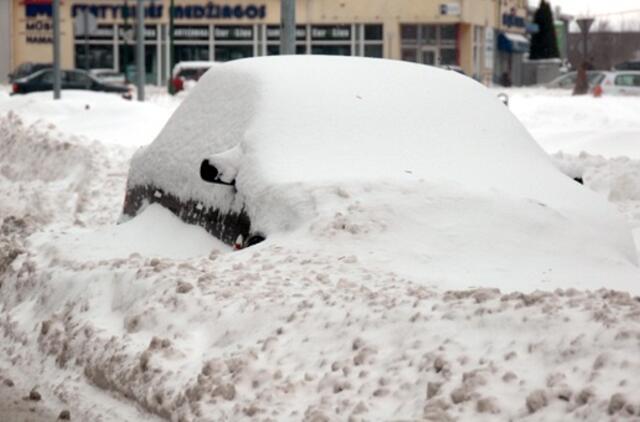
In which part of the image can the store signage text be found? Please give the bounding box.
[502,13,525,28]
[70,2,266,20]
[440,3,461,16]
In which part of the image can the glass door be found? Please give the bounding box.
[421,48,437,65]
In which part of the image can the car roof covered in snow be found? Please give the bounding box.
[134,56,566,196]
[128,56,638,282]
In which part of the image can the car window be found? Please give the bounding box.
[98,71,119,78]
[177,68,208,80]
[590,73,606,85]
[37,70,54,84]
[66,71,93,86]
[587,73,604,84]
[557,74,576,88]
[615,74,640,87]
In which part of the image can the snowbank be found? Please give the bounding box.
[505,88,640,159]
[129,56,639,291]
[3,76,640,421]
[0,89,179,147]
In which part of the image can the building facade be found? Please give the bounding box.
[494,0,529,85]
[6,0,529,85]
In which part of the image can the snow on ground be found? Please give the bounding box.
[503,87,640,159]
[0,87,180,147]
[1,81,640,421]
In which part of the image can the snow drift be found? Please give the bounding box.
[128,55,639,290]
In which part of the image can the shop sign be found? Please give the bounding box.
[266,25,306,41]
[22,0,53,43]
[214,26,253,40]
[69,2,266,20]
[175,26,209,40]
[310,25,351,41]
[502,8,526,28]
[440,3,461,16]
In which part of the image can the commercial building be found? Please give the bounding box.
[5,0,529,85]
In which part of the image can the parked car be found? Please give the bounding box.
[614,61,640,71]
[89,68,127,86]
[545,71,606,89]
[593,71,640,96]
[11,68,131,95]
[171,61,219,94]
[8,62,51,83]
[122,56,630,260]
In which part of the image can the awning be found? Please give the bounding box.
[498,32,530,54]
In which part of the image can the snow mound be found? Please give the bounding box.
[505,89,640,159]
[129,56,639,290]
[0,90,179,147]
[33,204,230,261]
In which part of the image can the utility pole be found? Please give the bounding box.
[280,0,295,55]
[52,0,61,99]
[573,17,594,95]
[83,9,90,70]
[576,17,594,66]
[168,0,175,93]
[136,0,145,101]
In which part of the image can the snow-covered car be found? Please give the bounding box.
[545,71,605,89]
[89,68,127,86]
[170,61,219,94]
[593,71,640,96]
[123,56,637,282]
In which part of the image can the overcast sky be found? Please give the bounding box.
[548,0,639,16]
[545,0,640,30]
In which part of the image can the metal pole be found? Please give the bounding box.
[83,10,90,70]
[280,0,295,55]
[168,0,175,94]
[136,0,145,101]
[52,0,61,99]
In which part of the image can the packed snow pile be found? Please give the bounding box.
[2,63,640,421]
[129,56,638,290]
[0,89,180,147]
[553,152,640,251]
[505,88,640,159]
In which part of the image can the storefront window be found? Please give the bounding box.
[311,45,351,56]
[174,25,209,62]
[440,48,457,65]
[401,25,418,42]
[400,24,459,66]
[364,44,383,58]
[364,24,383,41]
[175,45,209,62]
[440,24,458,43]
[214,25,254,61]
[402,48,418,62]
[421,25,437,45]
[75,45,114,70]
[215,46,254,62]
[267,45,307,55]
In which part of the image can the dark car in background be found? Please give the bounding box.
[614,61,640,71]
[8,62,51,83]
[11,68,131,96]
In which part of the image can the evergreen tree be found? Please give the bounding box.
[529,0,560,59]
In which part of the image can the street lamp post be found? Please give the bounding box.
[52,0,61,99]
[136,0,145,101]
[573,17,594,95]
[280,0,295,55]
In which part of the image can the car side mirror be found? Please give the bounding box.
[497,93,509,107]
[200,159,235,186]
